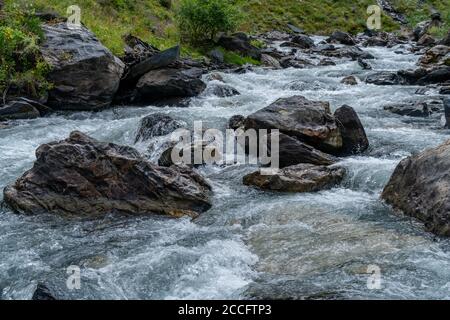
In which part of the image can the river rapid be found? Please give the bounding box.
[1,37,450,300]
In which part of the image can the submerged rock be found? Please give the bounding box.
[135,113,185,143]
[228,115,246,130]
[334,105,369,155]
[207,84,240,97]
[365,72,402,85]
[40,23,125,110]
[383,102,434,117]
[382,139,450,236]
[245,96,342,153]
[243,164,345,193]
[3,131,212,218]
[32,283,56,300]
[341,76,358,85]
[291,34,315,49]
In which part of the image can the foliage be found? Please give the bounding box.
[176,0,242,44]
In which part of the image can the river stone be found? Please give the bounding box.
[444,98,450,128]
[291,34,315,49]
[207,84,240,97]
[40,23,125,111]
[365,72,402,85]
[243,163,345,193]
[261,54,281,69]
[419,45,450,66]
[135,67,206,102]
[0,101,40,121]
[228,115,246,130]
[383,102,432,117]
[341,76,358,85]
[218,33,262,61]
[416,66,450,85]
[32,283,56,300]
[271,133,336,168]
[334,105,369,155]
[3,131,212,218]
[382,139,450,236]
[245,96,342,153]
[326,31,356,46]
[135,113,185,143]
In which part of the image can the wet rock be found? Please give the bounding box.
[365,71,402,85]
[334,105,369,155]
[291,34,315,49]
[228,115,246,130]
[207,84,240,97]
[280,56,313,69]
[15,97,53,116]
[32,283,56,300]
[0,101,40,121]
[319,46,374,60]
[357,58,372,70]
[261,31,291,41]
[417,66,450,85]
[272,133,336,168]
[363,37,388,47]
[326,31,356,46]
[383,102,434,117]
[341,76,358,85]
[382,139,450,236]
[218,33,261,61]
[158,140,221,168]
[440,86,450,95]
[135,113,185,143]
[204,73,224,82]
[40,23,125,110]
[439,31,450,46]
[318,59,336,66]
[3,131,212,218]
[243,163,345,193]
[261,54,281,69]
[135,67,206,103]
[445,98,450,128]
[245,96,342,153]
[121,45,180,85]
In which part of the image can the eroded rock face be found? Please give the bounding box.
[40,23,125,110]
[244,96,342,153]
[243,164,345,193]
[382,140,450,236]
[3,131,212,218]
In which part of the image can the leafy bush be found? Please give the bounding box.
[0,1,51,101]
[176,0,242,44]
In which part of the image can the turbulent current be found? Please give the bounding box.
[1,37,450,300]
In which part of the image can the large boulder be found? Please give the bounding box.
[3,131,212,218]
[40,23,125,110]
[135,113,185,143]
[291,34,315,49]
[382,139,450,236]
[244,96,342,153]
[243,164,345,193]
[416,66,450,85]
[334,105,369,155]
[0,101,40,121]
[135,67,206,103]
[218,33,261,61]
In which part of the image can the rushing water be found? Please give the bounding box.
[1,38,450,300]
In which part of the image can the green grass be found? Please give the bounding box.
[219,48,261,66]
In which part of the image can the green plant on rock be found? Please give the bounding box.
[0,1,51,102]
[176,0,242,44]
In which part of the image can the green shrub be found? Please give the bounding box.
[176,0,242,44]
[0,1,51,101]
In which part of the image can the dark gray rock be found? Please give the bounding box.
[218,33,261,61]
[334,105,369,155]
[383,102,433,117]
[135,67,206,103]
[365,72,402,85]
[417,67,450,85]
[341,76,358,85]
[287,24,304,34]
[261,54,281,69]
[135,113,185,142]
[0,101,40,121]
[228,115,246,130]
[208,48,224,64]
[445,98,450,128]
[243,163,345,193]
[357,58,372,70]
[32,283,56,300]
[3,131,212,218]
[382,139,450,236]
[40,23,125,110]
[245,96,342,153]
[207,84,240,97]
[326,31,356,46]
[291,34,315,49]
[417,34,436,47]
[440,86,450,95]
[122,45,180,84]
